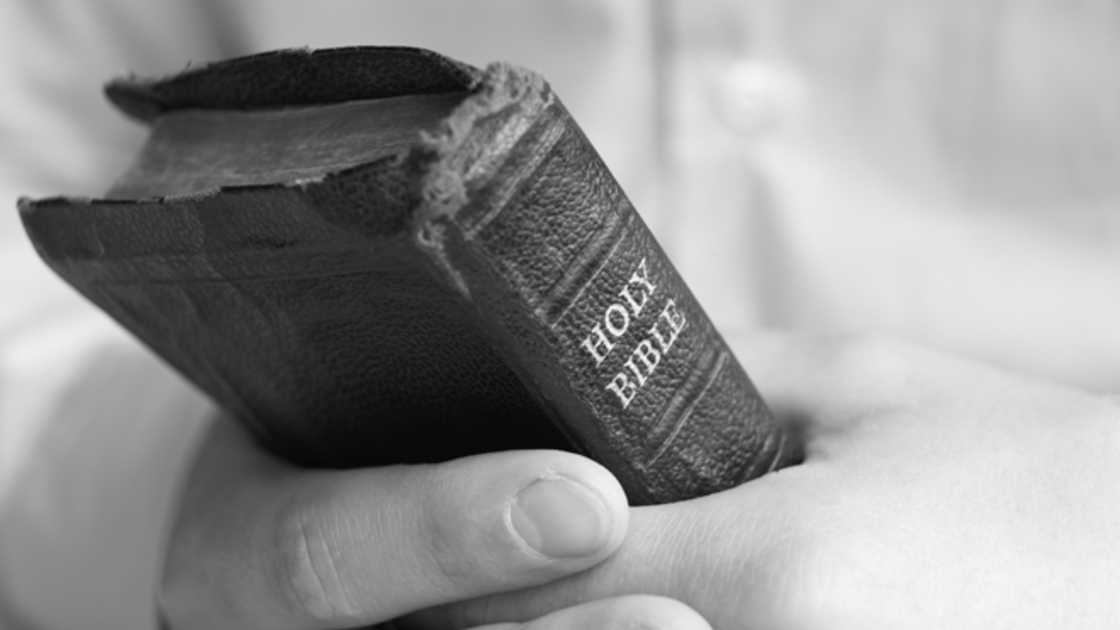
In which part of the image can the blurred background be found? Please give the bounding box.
[2,1,1119,628]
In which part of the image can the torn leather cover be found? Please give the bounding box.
[19,46,792,505]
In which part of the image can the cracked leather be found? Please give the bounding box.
[20,46,793,506]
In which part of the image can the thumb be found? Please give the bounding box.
[160,417,629,630]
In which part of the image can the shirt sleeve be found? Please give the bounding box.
[0,317,216,630]
[0,1,240,627]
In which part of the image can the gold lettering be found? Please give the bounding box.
[629,258,657,298]
[661,299,686,335]
[649,320,673,353]
[580,323,615,366]
[606,372,638,408]
[604,303,630,337]
[583,258,688,410]
[618,284,648,318]
[624,356,647,386]
[650,298,686,353]
[632,339,662,375]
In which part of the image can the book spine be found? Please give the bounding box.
[417,65,790,504]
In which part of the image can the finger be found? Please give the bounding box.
[410,496,782,630]
[413,595,711,630]
[159,418,629,630]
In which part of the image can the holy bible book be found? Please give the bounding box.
[19,46,792,505]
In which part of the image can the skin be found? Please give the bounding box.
[159,403,709,630]
[161,333,1120,629]
[416,333,1120,629]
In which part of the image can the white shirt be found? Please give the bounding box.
[2,1,1119,627]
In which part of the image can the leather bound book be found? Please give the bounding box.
[19,46,793,505]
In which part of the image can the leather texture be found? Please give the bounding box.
[105,46,481,122]
[20,46,793,506]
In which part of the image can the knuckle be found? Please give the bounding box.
[268,503,359,623]
[414,486,479,585]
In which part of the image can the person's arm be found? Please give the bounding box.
[415,332,1120,629]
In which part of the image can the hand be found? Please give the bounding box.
[159,417,709,629]
[417,333,1120,629]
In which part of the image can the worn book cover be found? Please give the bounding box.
[19,46,792,505]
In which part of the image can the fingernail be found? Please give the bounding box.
[509,477,611,558]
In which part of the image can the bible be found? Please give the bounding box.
[19,46,792,505]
